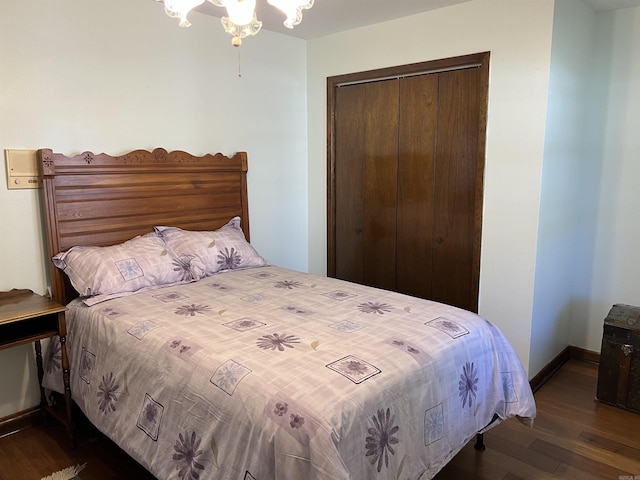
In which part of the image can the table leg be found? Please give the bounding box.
[34,339,48,424]
[58,311,75,447]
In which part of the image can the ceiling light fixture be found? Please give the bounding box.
[158,0,314,46]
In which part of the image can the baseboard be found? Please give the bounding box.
[0,406,42,439]
[568,345,600,364]
[529,345,600,393]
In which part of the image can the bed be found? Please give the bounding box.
[39,148,535,480]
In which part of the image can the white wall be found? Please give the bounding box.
[530,0,599,376]
[575,6,640,350]
[0,0,308,418]
[307,0,555,374]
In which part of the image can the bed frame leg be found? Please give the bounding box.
[474,433,486,451]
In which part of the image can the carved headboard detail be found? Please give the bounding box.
[38,148,249,305]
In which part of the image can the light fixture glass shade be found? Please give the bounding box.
[159,0,313,46]
[267,0,313,29]
[210,0,262,44]
[214,0,256,26]
[220,13,262,39]
[159,0,205,27]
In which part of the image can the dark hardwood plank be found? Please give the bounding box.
[0,414,155,480]
[578,430,640,458]
[528,438,630,478]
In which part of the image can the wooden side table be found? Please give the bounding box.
[0,289,74,445]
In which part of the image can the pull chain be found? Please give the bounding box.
[233,35,242,78]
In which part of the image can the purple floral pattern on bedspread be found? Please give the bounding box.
[323,290,357,301]
[256,333,300,351]
[249,271,276,279]
[46,340,61,373]
[387,338,433,364]
[153,291,188,302]
[79,347,96,385]
[459,362,479,409]
[223,317,266,332]
[425,317,469,338]
[40,265,536,480]
[137,394,164,441]
[167,338,202,357]
[274,280,302,289]
[101,306,124,319]
[329,320,364,333]
[365,408,399,473]
[424,403,444,446]
[128,320,161,339]
[265,396,319,445]
[174,304,211,316]
[97,372,119,414]
[327,355,381,384]
[211,360,252,395]
[502,372,518,403]
[282,305,313,316]
[173,431,205,479]
[358,302,393,314]
[207,281,232,292]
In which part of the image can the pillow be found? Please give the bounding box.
[52,232,200,305]
[155,216,268,276]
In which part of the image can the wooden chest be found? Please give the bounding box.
[596,304,640,413]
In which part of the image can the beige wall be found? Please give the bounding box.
[577,6,640,349]
[530,0,599,377]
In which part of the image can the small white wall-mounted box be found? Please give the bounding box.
[5,149,40,189]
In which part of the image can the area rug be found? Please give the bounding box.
[40,464,86,480]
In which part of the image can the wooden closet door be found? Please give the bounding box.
[431,67,483,312]
[329,53,488,313]
[396,74,438,299]
[334,80,399,290]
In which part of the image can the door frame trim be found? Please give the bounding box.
[326,52,490,312]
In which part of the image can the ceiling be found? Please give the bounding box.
[195,0,640,40]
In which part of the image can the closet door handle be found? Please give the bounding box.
[435,236,444,244]
[355,227,363,234]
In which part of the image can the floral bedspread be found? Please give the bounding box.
[43,266,536,480]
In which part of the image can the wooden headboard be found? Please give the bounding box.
[38,148,249,305]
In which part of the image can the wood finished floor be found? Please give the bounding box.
[0,359,639,480]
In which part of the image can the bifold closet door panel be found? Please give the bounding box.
[431,67,482,312]
[335,84,366,285]
[330,53,488,313]
[335,80,400,291]
[396,74,438,300]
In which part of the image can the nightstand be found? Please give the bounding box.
[0,289,74,445]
